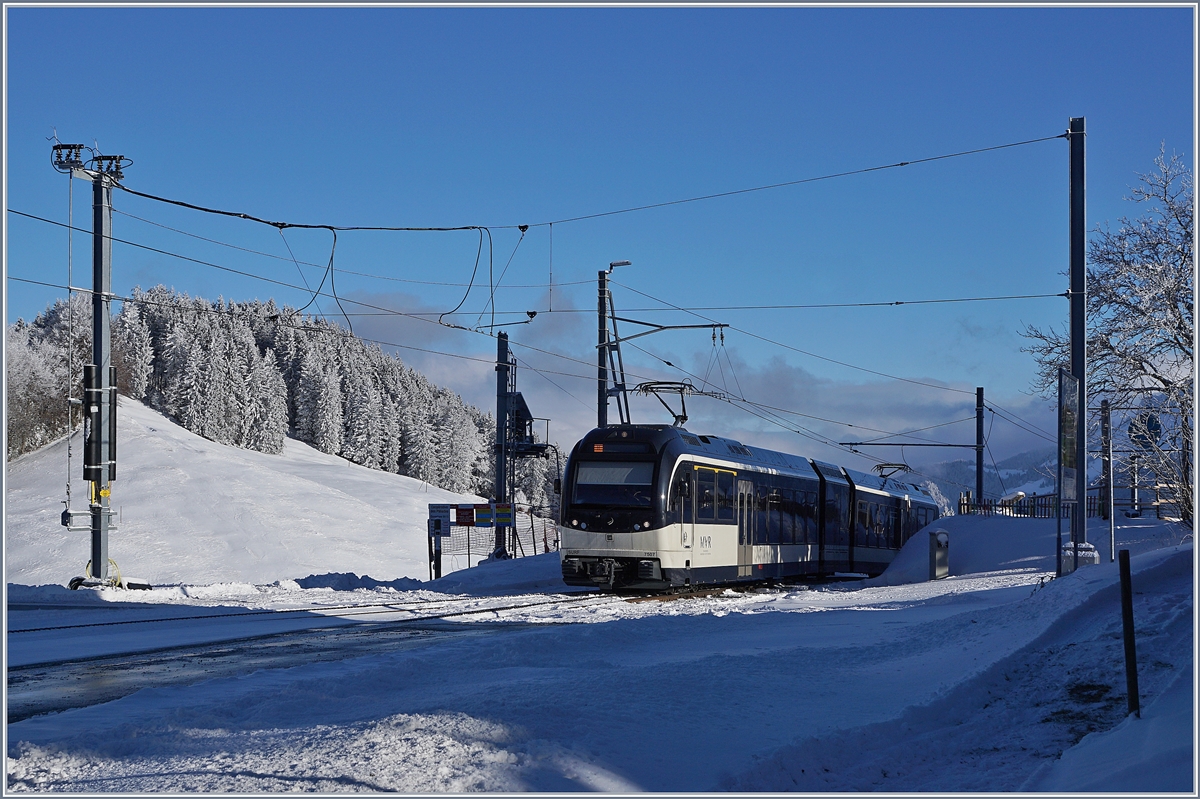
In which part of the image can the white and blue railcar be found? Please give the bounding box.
[559,425,940,590]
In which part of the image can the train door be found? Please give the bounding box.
[678,468,695,551]
[737,480,754,577]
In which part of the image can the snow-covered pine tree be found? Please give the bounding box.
[113,303,153,401]
[246,348,288,454]
[433,395,482,494]
[339,345,383,469]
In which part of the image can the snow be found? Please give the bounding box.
[5,399,480,586]
[5,401,1195,792]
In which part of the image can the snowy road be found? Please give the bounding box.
[5,523,1193,791]
[9,624,465,723]
[8,591,632,722]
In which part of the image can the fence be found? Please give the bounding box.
[957,488,1182,520]
[438,512,559,574]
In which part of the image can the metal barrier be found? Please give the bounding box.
[440,513,559,573]
[957,491,1182,520]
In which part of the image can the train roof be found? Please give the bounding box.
[575,425,935,501]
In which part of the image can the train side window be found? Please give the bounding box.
[826,485,849,546]
[766,489,781,545]
[800,491,817,544]
[697,470,716,521]
[855,500,869,547]
[755,486,770,545]
[779,489,794,545]
[717,472,735,523]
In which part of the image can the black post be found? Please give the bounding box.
[1069,117,1088,554]
[976,387,985,509]
[495,332,510,557]
[597,269,608,428]
[1118,549,1141,718]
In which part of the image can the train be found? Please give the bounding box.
[559,424,941,590]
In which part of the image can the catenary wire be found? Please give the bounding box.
[98,133,1065,234]
[13,209,1060,450]
[610,278,978,397]
[113,205,587,289]
[609,277,1070,443]
[528,133,1068,227]
[7,275,620,387]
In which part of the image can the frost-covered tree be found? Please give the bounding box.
[113,303,153,401]
[6,324,65,459]
[1022,149,1193,518]
[245,348,288,454]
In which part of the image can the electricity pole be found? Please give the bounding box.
[1069,116,1087,549]
[976,387,985,506]
[55,146,126,587]
[495,332,510,557]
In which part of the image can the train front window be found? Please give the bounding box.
[572,461,655,507]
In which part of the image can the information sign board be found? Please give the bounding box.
[474,503,494,527]
[455,506,476,527]
[428,503,452,536]
[494,503,514,525]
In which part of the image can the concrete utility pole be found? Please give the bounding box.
[87,166,116,581]
[976,387,985,507]
[53,151,125,584]
[1069,117,1088,547]
[495,332,510,557]
[597,269,610,428]
[53,145,141,589]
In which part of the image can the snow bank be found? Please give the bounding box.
[869,514,1191,586]
[1024,666,1195,792]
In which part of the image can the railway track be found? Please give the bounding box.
[7,592,624,724]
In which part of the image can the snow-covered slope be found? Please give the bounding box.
[4,399,480,586]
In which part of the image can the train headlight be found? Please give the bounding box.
[571,519,578,527]
[580,522,587,530]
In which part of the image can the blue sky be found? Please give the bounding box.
[5,6,1194,486]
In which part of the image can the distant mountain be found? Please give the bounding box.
[916,447,1057,504]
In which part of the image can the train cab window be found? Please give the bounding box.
[717,472,735,522]
[697,470,716,521]
[572,461,655,507]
